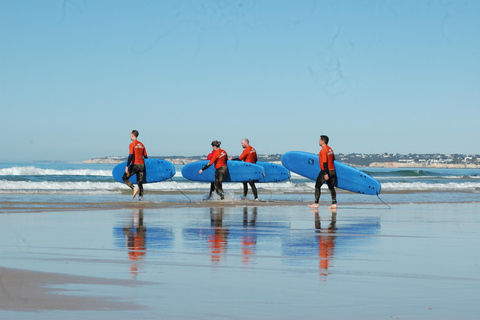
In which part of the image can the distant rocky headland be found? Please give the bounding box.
[84,153,480,169]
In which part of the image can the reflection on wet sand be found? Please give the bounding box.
[241,207,257,264]
[123,209,146,278]
[314,209,337,277]
[1,204,476,318]
[113,206,379,281]
[207,207,260,265]
[209,207,228,264]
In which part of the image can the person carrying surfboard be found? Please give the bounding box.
[229,138,259,201]
[122,130,148,200]
[309,135,337,209]
[199,140,228,200]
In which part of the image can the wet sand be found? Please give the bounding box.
[1,202,479,319]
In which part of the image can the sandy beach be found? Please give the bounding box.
[1,201,479,319]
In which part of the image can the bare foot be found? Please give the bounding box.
[133,188,140,199]
[328,204,337,210]
[308,203,319,208]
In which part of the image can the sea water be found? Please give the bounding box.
[0,162,479,205]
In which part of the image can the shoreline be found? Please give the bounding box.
[2,199,480,214]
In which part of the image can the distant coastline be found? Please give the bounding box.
[83,154,480,169]
[367,162,480,169]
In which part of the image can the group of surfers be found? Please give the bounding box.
[122,130,337,209]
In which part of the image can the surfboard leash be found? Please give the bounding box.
[288,178,304,202]
[261,176,274,201]
[169,178,192,203]
[376,194,391,209]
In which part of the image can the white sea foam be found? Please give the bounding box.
[381,182,480,191]
[0,166,112,176]
[0,181,121,191]
[0,180,302,193]
[1,178,479,194]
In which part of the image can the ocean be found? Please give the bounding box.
[1,161,479,206]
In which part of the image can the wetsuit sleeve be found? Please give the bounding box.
[201,163,212,171]
[126,154,133,167]
[322,162,329,172]
[201,152,218,171]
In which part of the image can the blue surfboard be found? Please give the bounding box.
[181,161,265,182]
[281,151,381,195]
[112,158,176,184]
[256,161,291,182]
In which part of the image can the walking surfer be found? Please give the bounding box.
[230,138,258,201]
[122,130,148,200]
[309,135,337,209]
[199,140,228,200]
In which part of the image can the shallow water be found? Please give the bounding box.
[1,162,480,206]
[1,203,479,319]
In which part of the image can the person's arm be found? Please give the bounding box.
[125,154,133,173]
[126,154,134,167]
[323,161,330,180]
[322,162,329,172]
[319,149,329,179]
[238,148,249,161]
[200,163,212,171]
[199,152,217,173]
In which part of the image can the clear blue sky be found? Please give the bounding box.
[1,0,479,161]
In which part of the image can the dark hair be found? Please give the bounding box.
[320,135,329,144]
[211,140,221,147]
[131,130,139,138]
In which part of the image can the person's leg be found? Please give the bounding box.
[215,166,228,200]
[242,182,248,198]
[249,181,258,200]
[136,166,145,198]
[126,165,143,199]
[327,170,337,208]
[123,165,139,198]
[309,171,326,208]
[209,182,215,198]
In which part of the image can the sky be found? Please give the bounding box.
[1,0,479,161]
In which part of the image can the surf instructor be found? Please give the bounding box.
[199,140,228,200]
[309,135,337,209]
[123,130,148,200]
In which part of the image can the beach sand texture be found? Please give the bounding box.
[1,202,479,319]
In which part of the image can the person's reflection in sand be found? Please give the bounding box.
[314,208,337,278]
[241,207,258,264]
[209,207,228,264]
[123,208,146,278]
[242,206,258,226]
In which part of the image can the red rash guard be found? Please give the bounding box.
[129,140,147,165]
[208,148,228,169]
[319,145,335,171]
[239,145,257,163]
